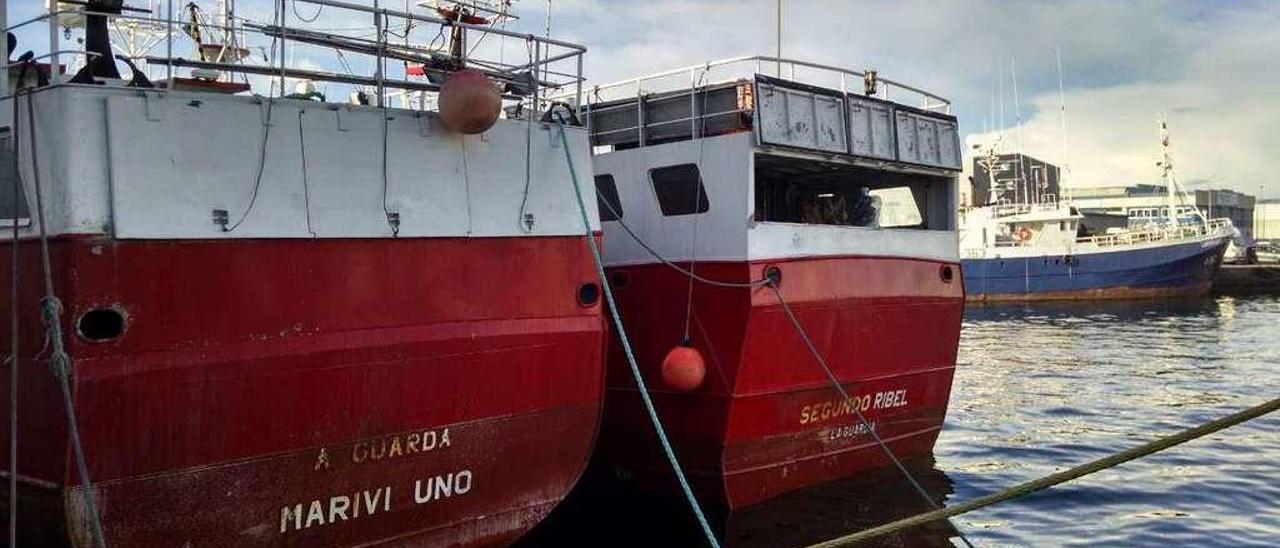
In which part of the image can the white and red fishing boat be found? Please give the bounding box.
[581,57,965,509]
[2,1,605,545]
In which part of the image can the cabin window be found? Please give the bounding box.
[0,127,29,226]
[753,153,948,229]
[869,187,923,228]
[594,174,623,221]
[650,164,709,216]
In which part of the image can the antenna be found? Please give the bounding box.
[1011,57,1029,205]
[997,59,1005,137]
[1056,47,1072,204]
[775,0,782,76]
[985,79,993,134]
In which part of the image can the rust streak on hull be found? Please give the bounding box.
[1,236,607,547]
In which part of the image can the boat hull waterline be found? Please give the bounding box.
[1,236,606,547]
[963,236,1230,302]
[593,256,963,509]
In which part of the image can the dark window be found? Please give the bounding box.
[594,174,623,221]
[650,164,709,216]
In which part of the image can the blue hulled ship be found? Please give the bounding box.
[960,123,1234,302]
[960,202,1231,301]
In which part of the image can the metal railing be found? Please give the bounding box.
[568,54,951,151]
[5,0,587,111]
[583,55,950,112]
[964,218,1233,258]
[987,198,1064,218]
[1077,217,1234,248]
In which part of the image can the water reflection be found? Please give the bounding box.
[943,294,1280,546]
[521,456,965,547]
[723,457,962,548]
[523,295,1280,546]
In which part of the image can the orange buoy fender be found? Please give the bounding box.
[438,69,501,134]
[661,345,707,391]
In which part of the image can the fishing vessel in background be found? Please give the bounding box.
[960,122,1234,302]
[2,1,605,545]
[580,57,965,509]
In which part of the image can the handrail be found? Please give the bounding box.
[292,0,586,52]
[582,54,951,113]
[1076,218,1233,248]
[966,218,1234,258]
[8,1,587,110]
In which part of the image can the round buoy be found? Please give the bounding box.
[661,344,706,391]
[438,69,501,134]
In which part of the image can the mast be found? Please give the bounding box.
[775,0,782,76]
[1056,47,1072,205]
[1159,119,1177,228]
[1011,58,1028,205]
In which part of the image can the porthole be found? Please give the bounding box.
[764,266,782,286]
[578,283,601,307]
[77,307,125,342]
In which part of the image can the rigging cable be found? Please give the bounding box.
[223,96,276,232]
[225,1,284,233]
[681,67,711,342]
[381,108,398,236]
[596,191,969,545]
[291,0,323,23]
[554,118,720,547]
[25,86,109,548]
[767,282,975,548]
[297,109,317,237]
[517,38,535,233]
[597,198,770,289]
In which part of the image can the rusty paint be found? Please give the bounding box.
[591,256,963,509]
[1,236,607,546]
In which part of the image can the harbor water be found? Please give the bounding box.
[523,294,1280,546]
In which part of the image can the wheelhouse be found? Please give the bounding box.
[581,58,962,266]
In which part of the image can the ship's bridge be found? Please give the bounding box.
[580,56,962,266]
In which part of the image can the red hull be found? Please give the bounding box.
[596,256,962,509]
[1,236,606,546]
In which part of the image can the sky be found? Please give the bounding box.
[8,0,1279,198]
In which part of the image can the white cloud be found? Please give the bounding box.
[13,0,1276,197]
[543,0,1280,198]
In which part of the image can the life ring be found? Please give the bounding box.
[1014,226,1032,241]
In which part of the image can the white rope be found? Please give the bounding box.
[24,87,109,548]
[554,119,721,547]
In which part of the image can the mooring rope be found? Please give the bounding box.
[7,63,30,548]
[596,198,771,289]
[554,119,721,547]
[809,396,1280,547]
[767,283,976,548]
[24,89,109,548]
[594,165,969,545]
